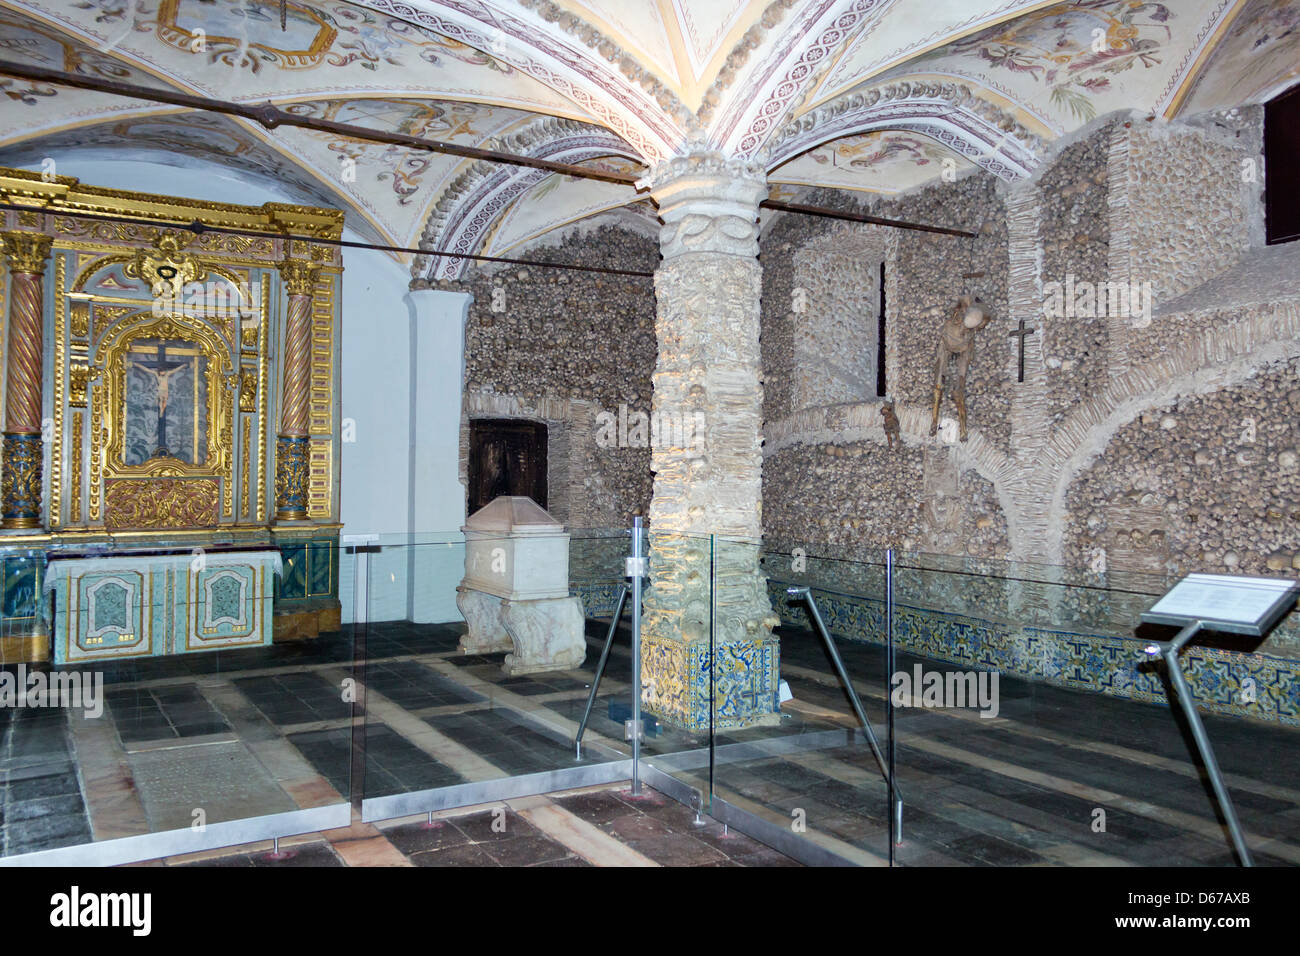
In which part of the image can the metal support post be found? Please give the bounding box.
[1146,622,1253,866]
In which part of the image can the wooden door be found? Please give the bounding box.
[467,419,548,515]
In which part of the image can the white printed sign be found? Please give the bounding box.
[1143,573,1299,635]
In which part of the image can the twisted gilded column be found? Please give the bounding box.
[636,153,780,731]
[2,232,52,530]
[275,257,317,521]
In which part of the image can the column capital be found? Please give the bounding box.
[637,151,767,259]
[1,231,53,276]
[278,257,319,297]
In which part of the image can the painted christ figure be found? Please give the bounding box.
[126,341,203,465]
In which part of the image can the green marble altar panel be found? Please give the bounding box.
[1,554,40,626]
[274,535,338,609]
[46,550,279,664]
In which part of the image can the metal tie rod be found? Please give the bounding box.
[787,586,904,843]
[1145,622,1253,866]
[0,61,980,240]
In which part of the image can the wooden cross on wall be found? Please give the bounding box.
[1008,318,1036,383]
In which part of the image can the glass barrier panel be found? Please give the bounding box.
[1,534,355,862]
[888,552,1300,867]
[702,537,893,865]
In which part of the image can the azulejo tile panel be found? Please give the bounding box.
[767,579,1300,726]
[576,581,782,731]
[638,632,781,733]
[571,582,623,619]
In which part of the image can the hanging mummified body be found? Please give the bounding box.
[928,296,993,442]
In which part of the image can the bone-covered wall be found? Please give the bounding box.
[423,224,659,529]
[757,109,1300,721]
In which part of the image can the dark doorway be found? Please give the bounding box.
[877,259,887,397]
[1266,83,1300,244]
[467,418,548,516]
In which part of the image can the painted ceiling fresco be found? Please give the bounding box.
[826,0,1230,131]
[0,0,1293,274]
[770,129,976,194]
[1179,0,1300,114]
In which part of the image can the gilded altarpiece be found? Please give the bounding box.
[0,167,344,663]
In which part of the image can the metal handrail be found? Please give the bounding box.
[787,585,904,846]
[574,584,629,759]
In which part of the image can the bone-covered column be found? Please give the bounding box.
[275,257,317,521]
[2,231,52,530]
[637,153,780,732]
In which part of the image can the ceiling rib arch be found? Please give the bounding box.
[713,0,895,157]
[414,115,639,281]
[346,0,688,159]
[767,80,1046,180]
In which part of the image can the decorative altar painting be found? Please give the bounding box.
[0,165,346,659]
[125,338,208,466]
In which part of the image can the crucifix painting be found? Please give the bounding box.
[125,339,208,466]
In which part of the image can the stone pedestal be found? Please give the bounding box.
[636,153,780,732]
[500,596,586,675]
[456,496,586,674]
[455,586,512,653]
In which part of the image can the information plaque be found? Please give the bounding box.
[1141,573,1299,636]
[1137,572,1298,868]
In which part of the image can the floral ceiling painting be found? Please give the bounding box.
[942,0,1178,122]
[29,0,587,116]
[857,0,1228,132]
[770,130,975,195]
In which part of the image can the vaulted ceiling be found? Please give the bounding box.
[0,0,1296,279]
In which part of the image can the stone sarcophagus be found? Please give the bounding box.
[456,497,585,675]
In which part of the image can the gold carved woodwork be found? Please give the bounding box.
[278,258,319,297]
[257,282,269,523]
[70,300,90,338]
[125,233,206,299]
[221,375,234,518]
[309,278,334,436]
[1,164,342,530]
[104,478,220,530]
[2,231,53,275]
[51,254,66,527]
[308,439,331,520]
[94,312,233,480]
[90,381,102,521]
[239,368,257,413]
[70,411,83,525]
[69,360,94,407]
[91,306,132,340]
[241,417,251,520]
